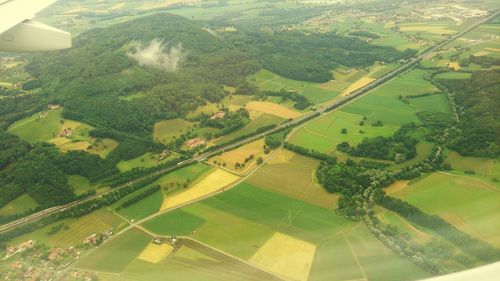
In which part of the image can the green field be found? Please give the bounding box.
[117,188,164,221]
[310,235,365,281]
[0,194,38,217]
[445,151,500,184]
[213,113,284,145]
[117,152,177,172]
[152,162,213,191]
[289,110,398,154]
[311,222,430,281]
[248,69,341,104]
[153,118,195,144]
[289,69,441,154]
[408,94,451,113]
[435,72,472,80]
[142,209,205,236]
[8,109,62,143]
[247,150,338,209]
[194,183,351,244]
[393,173,500,247]
[142,182,352,259]
[76,228,151,273]
[68,175,93,195]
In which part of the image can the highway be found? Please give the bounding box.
[0,10,497,234]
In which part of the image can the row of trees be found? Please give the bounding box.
[0,175,161,248]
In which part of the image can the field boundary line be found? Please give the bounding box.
[437,171,499,191]
[342,232,368,281]
[181,236,289,281]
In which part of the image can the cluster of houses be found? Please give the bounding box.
[47,104,62,110]
[3,241,81,281]
[185,137,206,149]
[5,240,34,259]
[209,111,226,120]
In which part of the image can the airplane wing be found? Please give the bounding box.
[0,0,71,52]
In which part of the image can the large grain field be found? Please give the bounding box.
[209,138,268,174]
[160,168,240,211]
[247,150,338,208]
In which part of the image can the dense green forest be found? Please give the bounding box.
[225,31,416,83]
[438,70,500,157]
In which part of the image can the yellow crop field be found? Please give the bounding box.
[246,101,301,119]
[140,0,199,10]
[399,25,455,34]
[58,141,91,152]
[474,50,490,56]
[342,77,375,97]
[448,62,460,70]
[160,169,240,211]
[209,139,266,173]
[138,243,173,263]
[250,232,316,281]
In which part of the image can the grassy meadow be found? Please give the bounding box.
[153,118,195,144]
[8,109,62,143]
[0,194,38,217]
[392,172,500,247]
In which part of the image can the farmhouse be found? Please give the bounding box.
[47,104,62,110]
[158,150,170,161]
[83,233,98,245]
[210,111,226,120]
[48,248,64,261]
[59,128,73,138]
[6,240,34,255]
[9,261,22,270]
[185,137,206,149]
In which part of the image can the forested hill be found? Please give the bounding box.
[223,31,417,83]
[24,13,257,136]
[21,12,414,138]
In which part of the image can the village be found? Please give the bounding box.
[0,228,117,281]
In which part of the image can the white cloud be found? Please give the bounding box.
[127,39,185,72]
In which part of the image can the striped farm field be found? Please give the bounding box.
[246,101,302,119]
[247,149,338,208]
[341,77,375,97]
